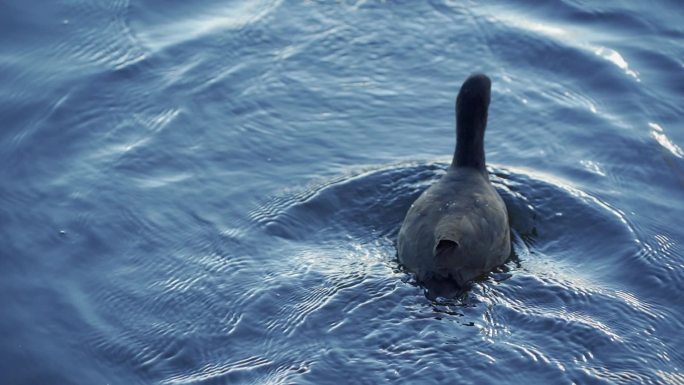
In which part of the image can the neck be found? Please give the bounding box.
[452,109,487,172]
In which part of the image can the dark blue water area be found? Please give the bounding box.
[1,0,684,384]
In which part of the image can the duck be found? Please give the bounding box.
[397,73,511,295]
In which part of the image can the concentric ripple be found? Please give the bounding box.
[226,162,674,383]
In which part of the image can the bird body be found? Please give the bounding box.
[397,74,510,289]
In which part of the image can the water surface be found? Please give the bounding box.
[1,1,683,384]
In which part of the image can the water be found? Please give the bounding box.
[1,1,683,384]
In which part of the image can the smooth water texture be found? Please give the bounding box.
[1,1,683,384]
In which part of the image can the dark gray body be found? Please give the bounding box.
[397,73,510,288]
[397,167,510,285]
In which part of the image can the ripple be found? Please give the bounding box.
[162,356,272,384]
[132,0,282,52]
[2,0,682,383]
[592,45,639,80]
[248,163,443,241]
[263,271,364,337]
[649,122,683,159]
[478,5,643,87]
[57,0,148,70]
[248,160,651,316]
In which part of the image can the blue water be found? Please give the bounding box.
[1,1,683,384]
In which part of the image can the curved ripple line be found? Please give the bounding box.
[649,122,683,159]
[135,0,283,52]
[478,6,641,82]
[592,45,639,80]
[247,162,444,240]
[265,270,367,337]
[59,0,148,70]
[162,356,272,385]
[506,165,640,241]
